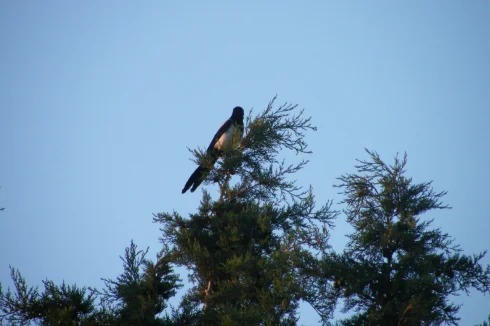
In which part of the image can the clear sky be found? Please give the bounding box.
[1,1,489,324]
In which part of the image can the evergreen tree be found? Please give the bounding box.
[0,266,105,325]
[0,241,181,325]
[155,98,336,325]
[312,150,490,325]
[10,101,488,326]
[93,240,181,326]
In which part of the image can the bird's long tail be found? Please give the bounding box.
[182,152,220,194]
[182,165,211,193]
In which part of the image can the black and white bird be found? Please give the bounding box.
[182,106,245,194]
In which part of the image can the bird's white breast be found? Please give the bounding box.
[215,124,238,151]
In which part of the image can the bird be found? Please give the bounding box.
[182,106,245,194]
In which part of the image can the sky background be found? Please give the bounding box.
[1,1,489,324]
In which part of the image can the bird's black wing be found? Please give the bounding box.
[182,119,232,194]
[206,119,232,154]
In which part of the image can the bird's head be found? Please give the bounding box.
[232,106,244,121]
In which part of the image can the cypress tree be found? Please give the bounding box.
[155,98,336,325]
[312,150,490,325]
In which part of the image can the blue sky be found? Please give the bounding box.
[1,1,489,324]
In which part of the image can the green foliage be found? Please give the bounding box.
[0,266,102,325]
[4,100,489,326]
[155,98,336,325]
[93,240,181,326]
[313,149,490,325]
[0,241,181,326]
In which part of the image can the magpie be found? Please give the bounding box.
[182,106,245,194]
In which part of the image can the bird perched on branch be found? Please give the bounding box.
[182,106,244,193]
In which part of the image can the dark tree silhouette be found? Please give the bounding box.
[3,101,487,326]
[154,98,336,325]
[0,241,181,325]
[308,150,490,325]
